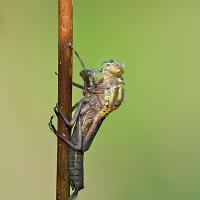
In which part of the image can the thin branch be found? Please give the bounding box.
[56,0,73,199]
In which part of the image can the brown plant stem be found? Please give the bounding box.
[57,0,73,199]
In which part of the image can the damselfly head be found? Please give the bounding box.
[101,59,125,77]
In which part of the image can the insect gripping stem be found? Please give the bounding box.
[50,44,125,199]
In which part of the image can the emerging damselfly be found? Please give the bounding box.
[49,44,125,200]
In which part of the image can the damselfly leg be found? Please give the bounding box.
[54,97,89,127]
[48,116,82,151]
[68,42,87,70]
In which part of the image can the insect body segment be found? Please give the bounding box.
[49,47,125,200]
[100,83,124,117]
[98,62,125,117]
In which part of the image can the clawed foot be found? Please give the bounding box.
[48,115,59,136]
[53,103,59,116]
[53,103,68,118]
[53,103,72,127]
[55,72,59,76]
[48,115,81,151]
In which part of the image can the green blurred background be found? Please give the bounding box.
[1,0,200,199]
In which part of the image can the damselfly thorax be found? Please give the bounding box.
[98,76,124,117]
[79,75,124,136]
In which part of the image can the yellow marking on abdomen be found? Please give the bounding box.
[117,87,124,104]
[103,87,115,106]
[100,85,123,117]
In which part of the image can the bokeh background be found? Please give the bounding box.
[1,0,200,199]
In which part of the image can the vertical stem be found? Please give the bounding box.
[57,0,73,199]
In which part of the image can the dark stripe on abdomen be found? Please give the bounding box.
[69,148,84,190]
